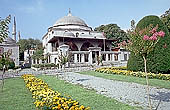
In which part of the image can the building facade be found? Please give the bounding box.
[42,11,129,67]
[0,37,19,66]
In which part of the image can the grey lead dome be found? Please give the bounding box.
[53,13,88,27]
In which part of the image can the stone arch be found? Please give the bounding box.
[98,44,110,51]
[65,42,78,51]
[81,42,94,51]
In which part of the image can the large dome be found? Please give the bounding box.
[53,12,88,27]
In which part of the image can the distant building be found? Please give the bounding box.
[0,16,20,66]
[0,37,19,66]
[42,10,130,67]
[24,49,35,62]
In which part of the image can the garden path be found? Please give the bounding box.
[60,72,170,110]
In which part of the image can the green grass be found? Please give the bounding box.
[0,78,35,110]
[38,75,139,110]
[78,71,170,89]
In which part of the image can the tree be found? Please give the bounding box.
[127,16,170,73]
[58,54,68,70]
[121,23,165,110]
[17,38,42,61]
[0,15,11,92]
[161,8,170,32]
[0,15,11,43]
[31,48,44,63]
[94,24,128,47]
[0,50,12,92]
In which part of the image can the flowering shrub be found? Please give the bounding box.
[95,67,170,81]
[22,74,90,110]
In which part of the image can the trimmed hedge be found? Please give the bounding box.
[127,15,170,73]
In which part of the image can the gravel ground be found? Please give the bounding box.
[59,72,170,110]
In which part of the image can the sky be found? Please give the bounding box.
[0,0,169,40]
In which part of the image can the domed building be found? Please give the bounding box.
[42,10,129,66]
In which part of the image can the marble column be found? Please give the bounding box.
[112,54,115,61]
[106,54,108,61]
[118,53,121,62]
[74,54,77,63]
[81,54,85,63]
[89,51,93,64]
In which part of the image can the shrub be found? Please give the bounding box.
[127,15,170,73]
[8,61,15,69]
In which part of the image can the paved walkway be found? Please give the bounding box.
[59,72,170,110]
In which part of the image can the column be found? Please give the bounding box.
[112,54,115,61]
[81,54,85,63]
[48,43,52,52]
[74,54,77,63]
[118,53,121,62]
[79,54,81,63]
[106,54,108,61]
[89,51,93,64]
[35,59,37,64]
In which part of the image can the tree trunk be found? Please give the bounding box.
[143,56,152,110]
[1,65,5,92]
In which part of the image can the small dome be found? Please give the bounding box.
[53,12,88,27]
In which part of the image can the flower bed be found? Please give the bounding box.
[95,67,170,81]
[22,74,90,110]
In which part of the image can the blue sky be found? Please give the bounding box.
[0,0,169,40]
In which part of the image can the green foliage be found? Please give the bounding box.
[161,8,170,32]
[94,24,128,47]
[8,61,15,69]
[127,15,170,73]
[0,78,36,110]
[0,50,12,70]
[32,48,44,60]
[58,54,68,68]
[39,75,136,110]
[17,38,42,61]
[0,15,11,43]
[79,71,170,89]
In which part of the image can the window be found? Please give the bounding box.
[108,54,112,61]
[102,54,106,61]
[76,32,79,37]
[85,54,88,62]
[124,54,127,61]
[77,54,81,62]
[114,54,118,61]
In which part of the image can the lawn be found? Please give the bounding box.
[78,71,170,89]
[39,75,139,110]
[0,75,139,110]
[0,78,35,110]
